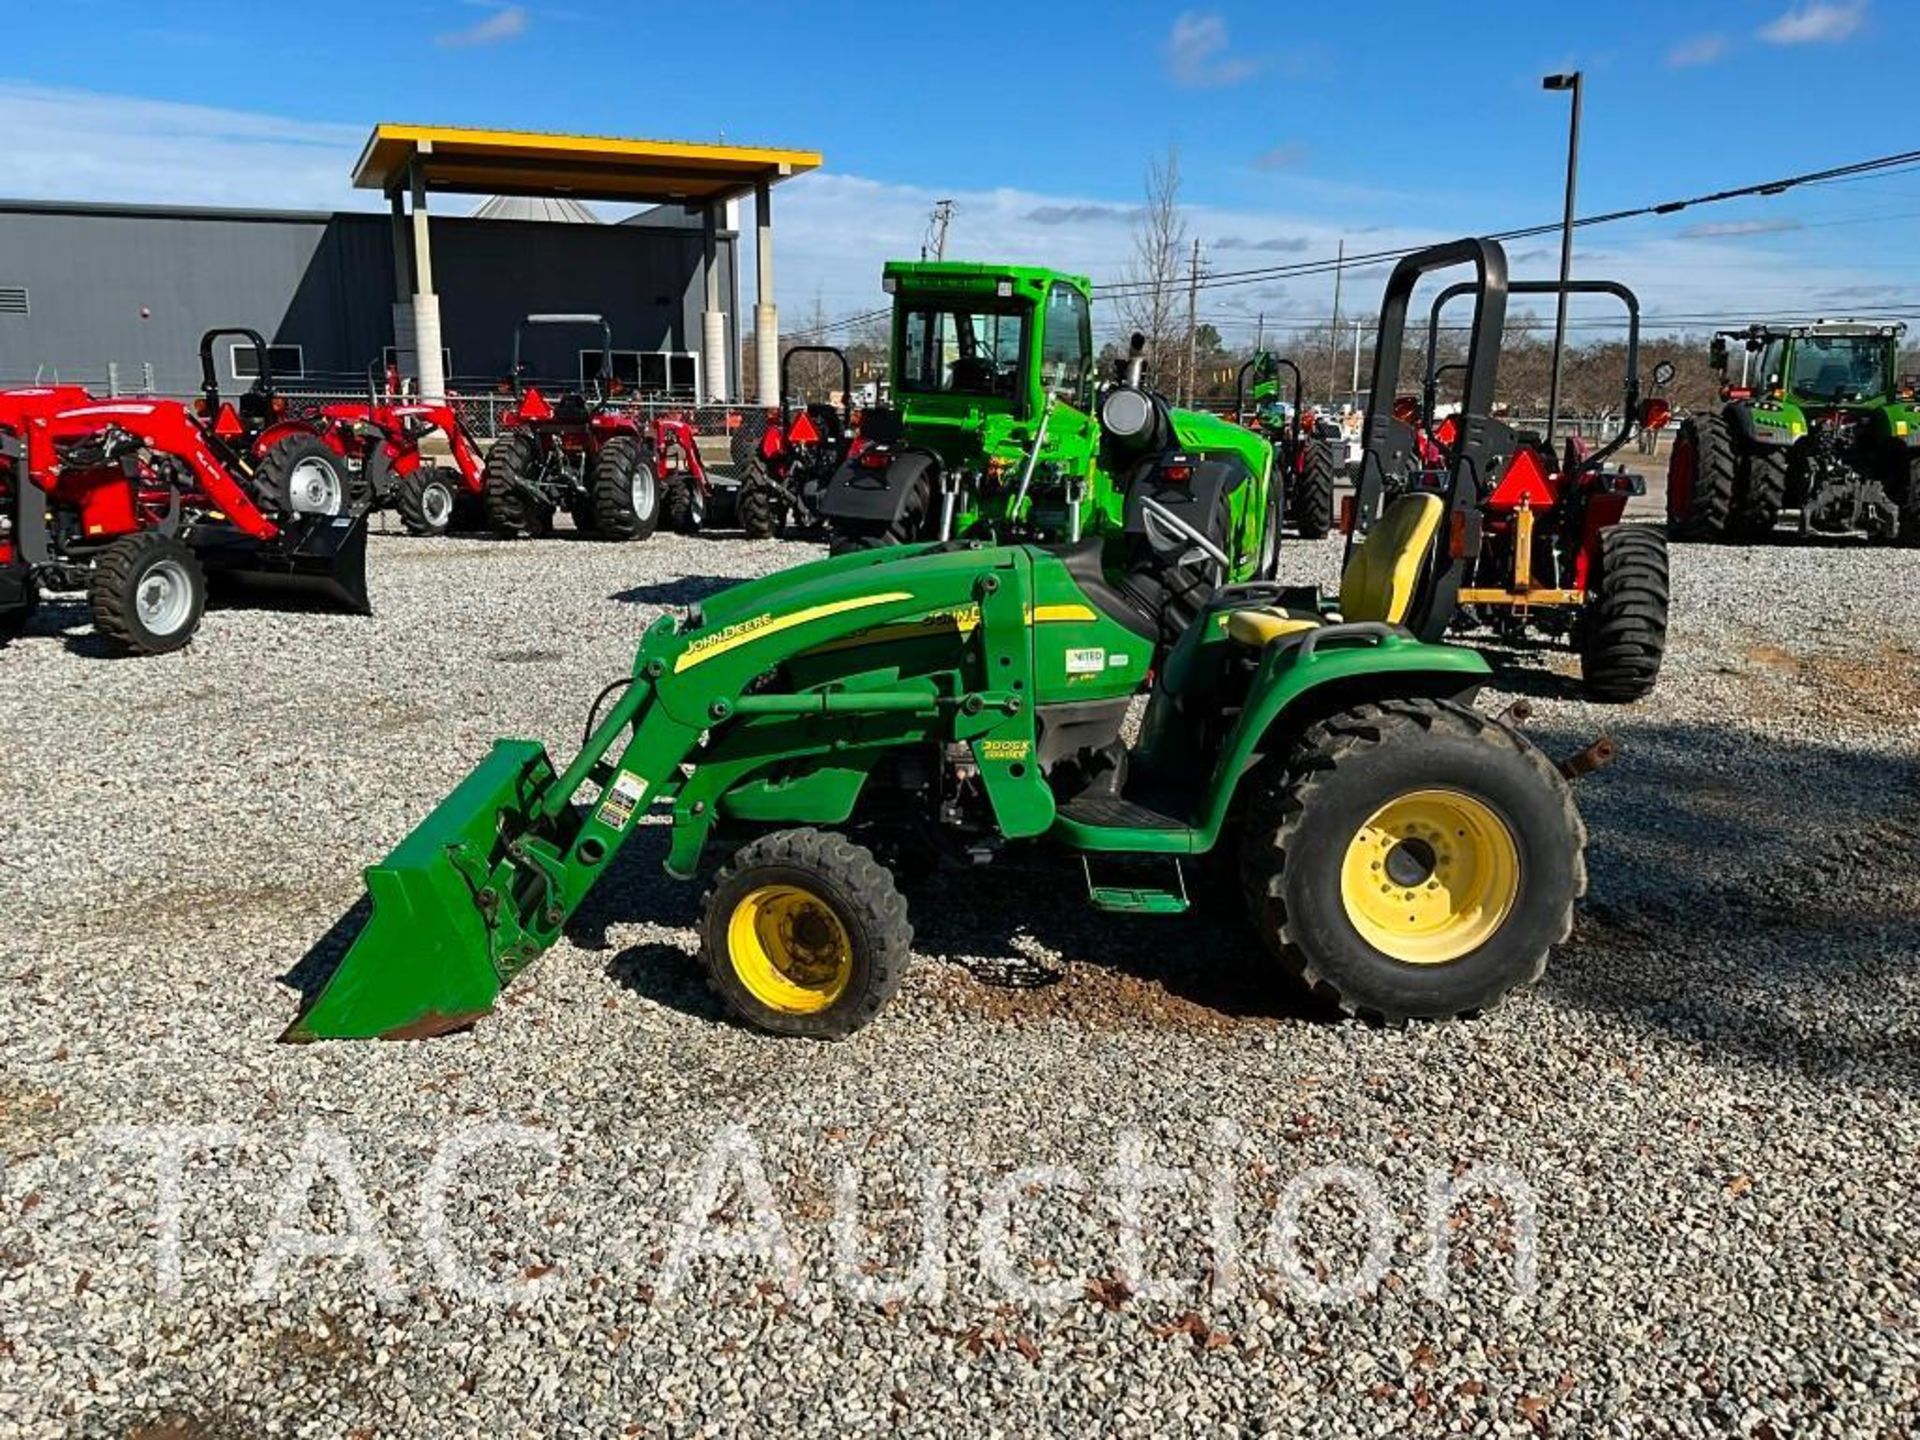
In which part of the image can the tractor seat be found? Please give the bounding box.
[1223,493,1446,649]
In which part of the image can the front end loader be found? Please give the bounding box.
[291,245,1590,1043]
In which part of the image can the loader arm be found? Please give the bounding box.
[286,543,1054,1041]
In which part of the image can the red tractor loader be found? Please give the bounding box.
[0,381,370,655]
[737,345,858,539]
[482,314,660,541]
[297,365,489,536]
[1347,253,1672,702]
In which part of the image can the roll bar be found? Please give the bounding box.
[198,327,274,414]
[779,345,852,429]
[1349,238,1509,539]
[511,314,614,397]
[1234,353,1304,454]
[1424,277,1643,474]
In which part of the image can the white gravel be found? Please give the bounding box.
[1,513,1917,1438]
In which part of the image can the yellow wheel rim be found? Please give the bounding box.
[1339,789,1521,965]
[726,884,854,1014]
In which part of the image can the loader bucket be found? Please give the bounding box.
[196,511,372,615]
[282,739,560,1041]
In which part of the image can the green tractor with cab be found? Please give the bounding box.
[818,261,1281,583]
[285,241,1594,1045]
[1668,320,1920,543]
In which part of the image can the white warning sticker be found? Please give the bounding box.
[594,769,649,830]
[1066,647,1106,675]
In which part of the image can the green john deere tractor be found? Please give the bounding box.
[817,261,1280,583]
[1667,321,1920,543]
[286,241,1590,1045]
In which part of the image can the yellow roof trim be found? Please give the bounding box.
[354,123,821,201]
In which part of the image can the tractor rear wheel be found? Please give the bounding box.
[1730,449,1787,540]
[588,436,659,540]
[1666,414,1736,540]
[1890,450,1920,546]
[738,456,784,539]
[1239,698,1584,1022]
[256,434,362,518]
[89,531,206,655]
[395,467,460,536]
[700,827,913,1039]
[483,431,549,538]
[1579,524,1669,702]
[1290,437,1338,540]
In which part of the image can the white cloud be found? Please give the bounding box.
[0,83,365,210]
[1665,33,1728,67]
[1678,217,1803,239]
[1759,1,1866,44]
[436,4,529,48]
[1252,142,1309,171]
[1164,12,1260,88]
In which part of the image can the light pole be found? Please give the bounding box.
[1542,70,1582,445]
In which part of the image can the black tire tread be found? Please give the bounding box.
[738,455,782,539]
[482,430,544,538]
[1580,524,1670,702]
[1290,438,1338,540]
[1667,413,1736,541]
[395,466,459,536]
[1238,698,1586,1023]
[700,827,913,1039]
[1730,447,1787,540]
[254,432,365,518]
[88,531,206,655]
[589,435,658,541]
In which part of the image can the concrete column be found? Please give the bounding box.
[700,203,729,404]
[388,189,418,392]
[754,178,779,406]
[408,158,447,401]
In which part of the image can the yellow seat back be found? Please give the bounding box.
[1338,493,1445,625]
[1224,608,1319,647]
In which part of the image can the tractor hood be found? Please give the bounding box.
[1169,403,1274,478]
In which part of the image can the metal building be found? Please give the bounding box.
[0,195,740,399]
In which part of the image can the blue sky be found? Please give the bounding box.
[8,0,1917,338]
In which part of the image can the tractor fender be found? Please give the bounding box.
[1724,402,1793,451]
[1192,626,1491,850]
[819,448,940,526]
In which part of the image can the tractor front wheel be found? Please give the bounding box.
[1239,699,1585,1022]
[1579,524,1670,702]
[663,476,706,533]
[738,456,785,540]
[1891,450,1920,546]
[483,431,550,538]
[1290,437,1338,540]
[588,436,659,541]
[89,531,207,655]
[1666,414,1736,541]
[395,467,460,536]
[700,828,913,1038]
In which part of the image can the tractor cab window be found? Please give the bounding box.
[1754,339,1786,391]
[898,302,1026,399]
[1040,283,1092,403]
[1789,335,1888,402]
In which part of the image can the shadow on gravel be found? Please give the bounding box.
[605,941,729,1025]
[278,894,374,1010]
[610,576,737,607]
[1538,718,1920,1089]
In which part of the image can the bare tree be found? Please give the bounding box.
[1119,146,1188,386]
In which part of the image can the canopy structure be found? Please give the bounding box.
[354,124,824,402]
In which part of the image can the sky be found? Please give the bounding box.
[7,0,1918,344]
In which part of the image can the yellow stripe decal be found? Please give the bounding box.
[799,602,1099,657]
[673,592,914,673]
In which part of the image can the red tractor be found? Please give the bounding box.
[1347,251,1672,702]
[737,345,857,539]
[0,362,370,654]
[482,314,660,541]
[295,366,489,536]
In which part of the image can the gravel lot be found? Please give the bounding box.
[2,512,1917,1438]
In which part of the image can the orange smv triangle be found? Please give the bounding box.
[789,411,819,445]
[213,403,246,439]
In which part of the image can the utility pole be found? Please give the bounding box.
[1255,311,1265,352]
[922,199,954,262]
[1184,237,1201,406]
[1327,237,1345,405]
[1543,72,1583,444]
